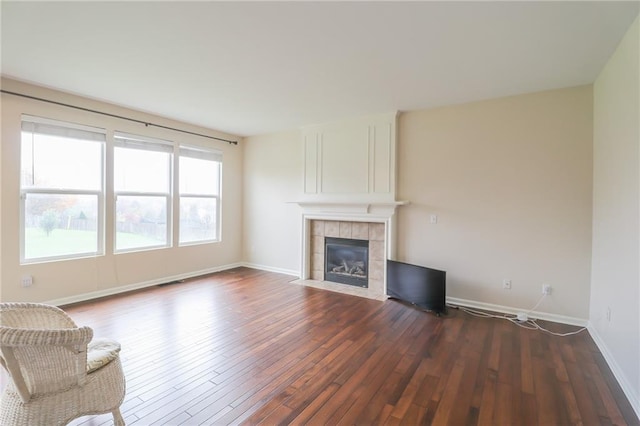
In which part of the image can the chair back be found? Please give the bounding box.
[0,303,93,402]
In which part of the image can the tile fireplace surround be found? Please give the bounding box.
[292,201,406,301]
[309,220,386,299]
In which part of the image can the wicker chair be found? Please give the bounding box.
[0,303,126,425]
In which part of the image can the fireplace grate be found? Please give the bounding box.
[324,237,369,288]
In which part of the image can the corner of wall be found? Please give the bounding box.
[590,13,640,421]
[588,323,640,419]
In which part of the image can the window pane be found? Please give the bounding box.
[24,193,98,260]
[179,197,217,244]
[114,147,170,193]
[179,157,219,195]
[21,132,102,190]
[116,195,168,251]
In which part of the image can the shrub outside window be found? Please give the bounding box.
[20,115,105,263]
[179,145,221,245]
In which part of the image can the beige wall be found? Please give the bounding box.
[397,86,594,320]
[242,86,594,321]
[0,78,244,303]
[591,16,639,413]
[242,130,301,274]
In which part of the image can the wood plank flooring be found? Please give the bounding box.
[3,267,637,425]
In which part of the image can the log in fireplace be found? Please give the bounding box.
[324,237,369,288]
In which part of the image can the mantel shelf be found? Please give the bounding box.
[290,200,409,217]
[291,200,409,215]
[292,200,409,208]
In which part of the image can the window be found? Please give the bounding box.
[20,115,105,263]
[179,145,221,245]
[19,115,223,262]
[114,132,173,252]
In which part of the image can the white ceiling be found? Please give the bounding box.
[2,1,639,137]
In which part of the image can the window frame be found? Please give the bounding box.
[178,145,222,246]
[20,115,106,264]
[113,132,174,253]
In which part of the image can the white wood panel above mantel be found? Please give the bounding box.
[301,112,398,203]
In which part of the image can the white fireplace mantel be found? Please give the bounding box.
[293,200,408,219]
[293,200,409,300]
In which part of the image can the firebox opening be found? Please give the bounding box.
[324,237,369,288]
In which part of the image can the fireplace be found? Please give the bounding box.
[293,202,407,301]
[324,237,369,287]
[303,219,387,299]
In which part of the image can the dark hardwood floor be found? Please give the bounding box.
[3,267,637,425]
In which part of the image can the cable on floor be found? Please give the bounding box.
[448,294,587,337]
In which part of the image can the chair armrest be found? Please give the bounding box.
[0,303,78,329]
[0,326,93,347]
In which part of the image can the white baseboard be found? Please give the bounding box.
[588,323,640,420]
[45,262,244,307]
[241,262,300,277]
[446,296,588,327]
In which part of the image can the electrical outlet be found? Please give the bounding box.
[21,275,33,287]
[429,214,438,224]
[503,279,511,290]
[606,307,611,321]
[542,284,551,295]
